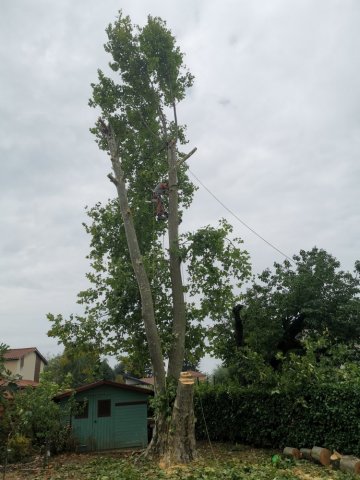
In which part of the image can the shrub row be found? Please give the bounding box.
[194,383,360,456]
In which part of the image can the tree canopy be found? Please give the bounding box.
[47,12,251,380]
[44,350,115,388]
[216,247,360,384]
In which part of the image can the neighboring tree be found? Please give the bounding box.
[217,247,360,379]
[0,343,10,379]
[0,343,20,403]
[1,346,74,463]
[1,379,75,462]
[44,350,114,388]
[48,13,251,464]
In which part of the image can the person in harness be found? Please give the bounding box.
[152,181,169,221]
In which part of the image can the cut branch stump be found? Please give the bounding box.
[311,446,331,466]
[283,447,301,459]
[330,451,342,470]
[340,456,360,475]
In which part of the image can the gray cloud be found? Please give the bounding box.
[1,0,359,372]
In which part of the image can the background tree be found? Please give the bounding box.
[48,13,251,464]
[44,350,114,388]
[216,247,360,383]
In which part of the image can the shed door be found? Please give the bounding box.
[92,395,114,450]
[113,402,148,448]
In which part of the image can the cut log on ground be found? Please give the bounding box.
[340,456,360,475]
[283,447,301,459]
[330,451,342,470]
[311,446,331,466]
[300,448,313,461]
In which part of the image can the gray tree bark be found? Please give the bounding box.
[106,129,166,393]
[104,117,196,464]
[167,139,187,380]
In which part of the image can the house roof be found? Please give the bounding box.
[139,377,155,385]
[119,373,151,385]
[3,348,48,365]
[0,379,39,388]
[140,370,207,385]
[54,380,154,400]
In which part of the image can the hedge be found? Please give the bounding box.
[194,383,360,456]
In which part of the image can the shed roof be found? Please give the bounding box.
[4,348,48,365]
[54,380,153,400]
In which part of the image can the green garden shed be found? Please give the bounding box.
[55,380,153,451]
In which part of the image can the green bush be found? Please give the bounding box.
[195,383,360,455]
[6,434,32,463]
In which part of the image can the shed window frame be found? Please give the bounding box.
[97,399,111,417]
[74,400,89,419]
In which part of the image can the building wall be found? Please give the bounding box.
[4,352,45,381]
[20,352,37,380]
[4,359,19,376]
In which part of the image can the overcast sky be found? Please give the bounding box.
[1,1,359,373]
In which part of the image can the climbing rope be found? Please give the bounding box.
[197,390,217,461]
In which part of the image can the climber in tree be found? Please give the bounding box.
[152,181,169,221]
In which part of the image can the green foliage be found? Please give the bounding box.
[213,336,360,390]
[0,343,20,385]
[47,12,251,377]
[219,247,360,377]
[0,342,9,376]
[6,434,32,463]
[195,379,360,456]
[44,350,114,388]
[1,378,76,459]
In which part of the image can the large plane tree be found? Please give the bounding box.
[48,13,251,464]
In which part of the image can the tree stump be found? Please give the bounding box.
[340,456,360,475]
[300,448,313,461]
[311,446,331,466]
[162,372,197,466]
[283,447,301,459]
[330,451,342,470]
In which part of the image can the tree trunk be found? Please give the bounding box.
[167,140,187,380]
[163,372,196,465]
[106,119,196,463]
[146,372,196,465]
[106,132,166,393]
[162,137,197,463]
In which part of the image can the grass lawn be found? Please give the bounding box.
[4,443,355,480]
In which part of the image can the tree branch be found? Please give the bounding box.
[107,173,118,186]
[158,106,168,137]
[176,148,197,167]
